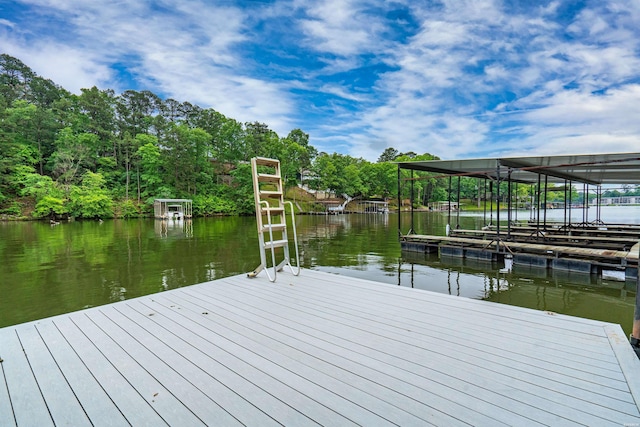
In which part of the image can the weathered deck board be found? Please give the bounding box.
[220,276,636,406]
[194,275,637,425]
[33,322,130,426]
[1,269,640,426]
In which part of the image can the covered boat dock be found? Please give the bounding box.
[153,198,193,220]
[396,152,640,279]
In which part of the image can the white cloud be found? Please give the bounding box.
[2,0,640,161]
[329,1,640,161]
[1,0,299,134]
[494,84,640,156]
[298,0,387,57]
[0,33,113,91]
[0,19,15,28]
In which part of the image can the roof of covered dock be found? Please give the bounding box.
[397,152,640,185]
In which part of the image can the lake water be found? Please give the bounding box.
[1,206,638,335]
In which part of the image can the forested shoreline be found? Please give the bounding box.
[0,54,449,220]
[2,54,634,221]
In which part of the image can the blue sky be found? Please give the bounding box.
[1,0,639,161]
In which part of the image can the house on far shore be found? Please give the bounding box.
[153,199,193,220]
[595,196,640,206]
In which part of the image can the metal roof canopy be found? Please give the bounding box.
[397,152,640,185]
[153,198,193,203]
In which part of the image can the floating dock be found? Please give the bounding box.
[401,228,640,280]
[2,269,640,426]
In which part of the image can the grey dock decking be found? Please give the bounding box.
[1,269,640,426]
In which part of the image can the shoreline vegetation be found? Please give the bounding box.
[0,54,442,221]
[2,54,638,222]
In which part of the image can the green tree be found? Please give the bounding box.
[360,162,397,198]
[77,86,116,157]
[280,129,316,187]
[377,147,399,163]
[69,171,113,218]
[4,100,58,175]
[116,90,161,137]
[229,163,255,214]
[19,172,68,218]
[0,54,34,105]
[244,122,279,159]
[136,135,163,201]
[162,124,212,195]
[49,128,96,191]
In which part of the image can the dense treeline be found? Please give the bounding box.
[7,54,625,220]
[0,54,452,219]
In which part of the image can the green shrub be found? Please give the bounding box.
[119,199,141,218]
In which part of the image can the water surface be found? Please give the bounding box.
[1,207,637,335]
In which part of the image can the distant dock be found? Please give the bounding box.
[2,269,640,426]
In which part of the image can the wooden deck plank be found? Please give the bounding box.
[156,288,631,420]
[302,269,615,349]
[147,291,532,427]
[221,276,629,391]
[135,296,458,427]
[52,316,170,426]
[297,281,617,365]
[151,291,551,427]
[191,282,616,426]
[0,359,17,427]
[87,308,245,427]
[290,275,623,377]
[69,312,207,426]
[14,325,91,426]
[116,299,388,427]
[226,274,635,409]
[32,322,130,426]
[242,276,628,422]
[0,328,53,426]
[306,268,612,331]
[254,272,621,368]
[190,278,638,425]
[605,324,640,410]
[107,302,336,427]
[98,305,296,427]
[2,270,640,426]
[404,234,639,260]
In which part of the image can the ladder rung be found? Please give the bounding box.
[261,206,284,214]
[259,190,282,197]
[254,157,280,167]
[257,173,281,183]
[262,223,286,232]
[264,239,288,249]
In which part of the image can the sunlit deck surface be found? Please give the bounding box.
[2,269,640,426]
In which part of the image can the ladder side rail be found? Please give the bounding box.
[251,158,265,235]
[260,200,277,282]
[285,201,301,276]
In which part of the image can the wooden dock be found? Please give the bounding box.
[2,269,640,426]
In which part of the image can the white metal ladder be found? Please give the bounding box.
[247,157,300,282]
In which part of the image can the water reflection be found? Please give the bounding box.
[397,251,636,334]
[154,218,194,238]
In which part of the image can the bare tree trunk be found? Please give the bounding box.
[125,159,130,200]
[137,165,141,203]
